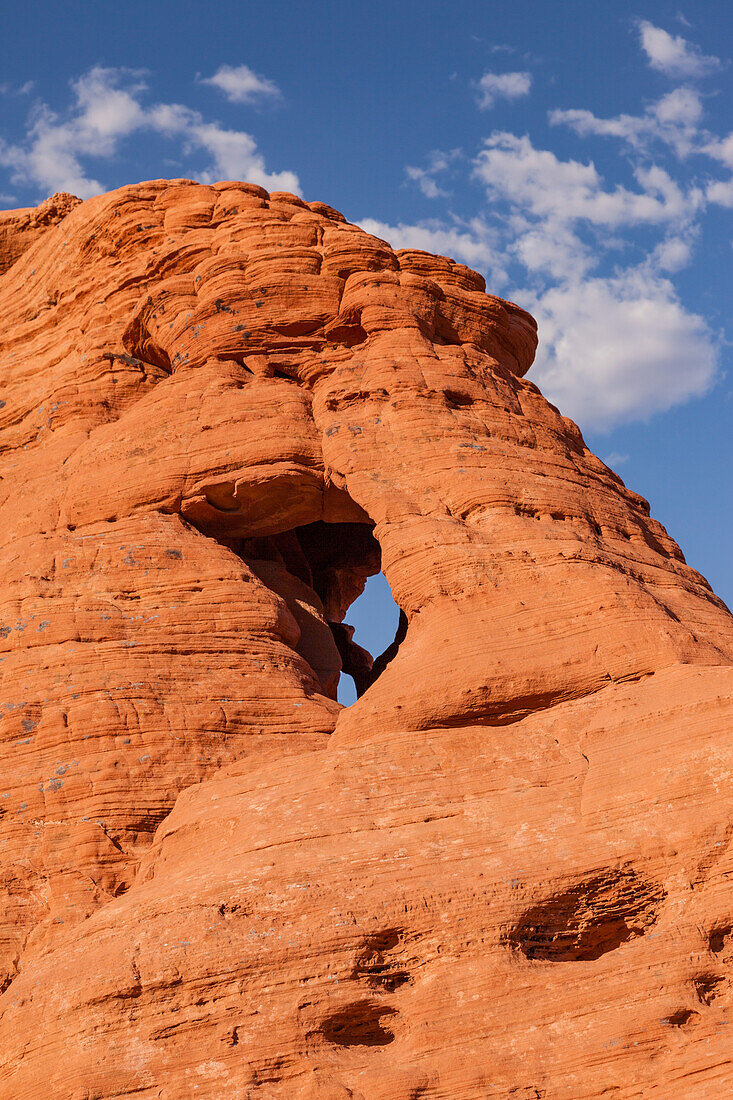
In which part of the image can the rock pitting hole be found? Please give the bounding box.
[663,1008,699,1029]
[507,868,666,962]
[693,973,725,1005]
[353,928,412,992]
[318,1000,397,1047]
[708,924,732,956]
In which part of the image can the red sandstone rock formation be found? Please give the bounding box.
[0,180,731,1098]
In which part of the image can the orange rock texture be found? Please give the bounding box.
[0,179,731,1098]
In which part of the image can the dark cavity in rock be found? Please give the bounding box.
[318,1000,397,1047]
[507,868,665,962]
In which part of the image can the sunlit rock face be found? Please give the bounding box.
[0,179,731,1099]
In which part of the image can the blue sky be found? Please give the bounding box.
[1,1,730,700]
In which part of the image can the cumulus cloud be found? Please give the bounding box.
[405,167,446,199]
[188,123,291,187]
[550,87,704,158]
[637,20,721,79]
[472,130,717,427]
[703,131,733,169]
[200,63,281,104]
[505,214,594,282]
[473,132,699,228]
[475,71,531,110]
[405,149,461,199]
[0,80,34,97]
[550,84,733,222]
[527,270,718,429]
[469,42,726,431]
[706,177,733,207]
[649,231,697,272]
[0,65,298,200]
[699,131,733,206]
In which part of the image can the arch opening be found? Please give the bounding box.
[336,573,402,706]
[182,501,405,706]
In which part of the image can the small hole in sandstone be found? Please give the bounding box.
[507,868,665,962]
[664,1008,698,1028]
[693,973,724,1005]
[709,924,732,954]
[271,365,299,382]
[444,389,474,409]
[353,927,412,991]
[318,1000,397,1047]
[364,928,401,953]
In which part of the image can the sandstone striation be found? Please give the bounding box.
[0,179,731,1098]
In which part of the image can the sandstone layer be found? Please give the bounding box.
[0,180,731,1098]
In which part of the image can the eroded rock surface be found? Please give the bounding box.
[0,180,731,1098]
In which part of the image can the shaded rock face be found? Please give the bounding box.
[0,179,731,1098]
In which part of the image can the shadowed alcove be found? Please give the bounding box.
[182,498,405,706]
[236,520,404,707]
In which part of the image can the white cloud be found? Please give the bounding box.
[72,66,147,141]
[356,211,718,430]
[506,214,594,281]
[699,131,733,207]
[405,167,446,199]
[549,80,733,220]
[405,150,461,199]
[200,63,281,105]
[706,177,733,207]
[475,71,531,110]
[603,451,630,466]
[550,87,704,158]
[649,231,696,272]
[470,133,717,428]
[189,123,297,189]
[526,269,718,429]
[0,65,298,200]
[550,89,733,213]
[637,20,721,79]
[702,131,733,169]
[0,108,104,198]
[473,132,699,229]
[367,131,709,309]
[0,80,34,97]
